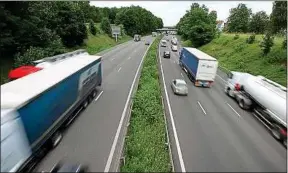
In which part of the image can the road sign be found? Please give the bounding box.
[111,25,121,42]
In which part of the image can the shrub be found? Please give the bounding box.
[100,17,111,35]
[14,47,47,68]
[282,36,287,49]
[89,20,97,36]
[259,32,274,55]
[246,34,256,44]
[233,34,240,40]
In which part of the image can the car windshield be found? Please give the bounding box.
[177,82,186,88]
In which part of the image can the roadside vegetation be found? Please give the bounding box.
[0,2,163,84]
[199,33,287,86]
[121,37,171,172]
[177,1,287,86]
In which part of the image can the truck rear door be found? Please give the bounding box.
[196,60,218,81]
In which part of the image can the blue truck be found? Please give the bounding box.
[179,47,218,87]
[1,51,102,172]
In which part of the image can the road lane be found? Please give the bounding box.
[35,36,155,172]
[159,35,287,172]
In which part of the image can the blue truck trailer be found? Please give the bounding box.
[1,52,102,172]
[179,47,218,87]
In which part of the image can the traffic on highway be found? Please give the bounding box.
[159,34,287,172]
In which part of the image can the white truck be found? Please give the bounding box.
[225,72,287,147]
[179,47,218,87]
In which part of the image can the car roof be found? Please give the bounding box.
[164,51,170,53]
[175,79,186,84]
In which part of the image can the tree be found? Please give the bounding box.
[53,2,87,47]
[101,17,111,34]
[248,11,269,34]
[270,1,287,34]
[176,3,217,47]
[115,6,162,36]
[259,32,274,55]
[89,19,96,35]
[227,3,251,33]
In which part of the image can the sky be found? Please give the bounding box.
[90,1,273,26]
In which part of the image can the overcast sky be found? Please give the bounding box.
[90,1,273,26]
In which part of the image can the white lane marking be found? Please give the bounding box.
[111,58,115,61]
[181,73,184,78]
[252,113,271,130]
[117,67,122,72]
[159,45,186,172]
[128,56,131,60]
[216,74,226,83]
[94,91,104,101]
[226,103,241,118]
[197,101,207,115]
[104,38,154,172]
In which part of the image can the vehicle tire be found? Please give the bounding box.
[50,132,63,148]
[83,99,89,109]
[92,90,97,98]
[238,100,245,109]
[283,139,287,148]
[271,125,281,141]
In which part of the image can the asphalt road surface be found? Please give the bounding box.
[35,36,155,172]
[159,35,287,172]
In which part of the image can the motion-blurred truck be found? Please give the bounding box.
[225,72,287,147]
[179,47,218,87]
[1,52,102,172]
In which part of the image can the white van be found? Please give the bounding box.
[161,40,167,47]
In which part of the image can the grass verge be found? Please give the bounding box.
[120,36,171,172]
[180,33,287,86]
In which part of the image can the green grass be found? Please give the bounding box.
[120,36,171,172]
[196,33,286,86]
[85,33,131,55]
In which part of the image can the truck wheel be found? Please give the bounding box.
[283,139,287,148]
[50,132,63,148]
[83,99,89,109]
[271,126,281,141]
[239,100,245,109]
[92,90,97,98]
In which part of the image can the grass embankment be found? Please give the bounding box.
[182,33,287,86]
[121,37,171,172]
[0,23,131,85]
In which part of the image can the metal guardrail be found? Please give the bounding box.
[33,49,87,64]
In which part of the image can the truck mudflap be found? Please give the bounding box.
[194,80,213,87]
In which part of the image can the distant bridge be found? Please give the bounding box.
[156,28,178,32]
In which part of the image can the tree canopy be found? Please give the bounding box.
[176,3,217,47]
[227,3,251,33]
[248,11,269,34]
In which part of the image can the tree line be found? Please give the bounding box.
[0,2,163,67]
[176,1,287,50]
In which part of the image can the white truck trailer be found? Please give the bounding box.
[225,72,287,147]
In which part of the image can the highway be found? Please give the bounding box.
[35,36,155,172]
[159,35,287,172]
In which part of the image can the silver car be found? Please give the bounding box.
[171,45,177,52]
[171,79,188,95]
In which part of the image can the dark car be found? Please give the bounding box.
[163,51,170,58]
[50,162,88,173]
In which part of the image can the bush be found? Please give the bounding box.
[246,34,256,44]
[14,47,47,68]
[259,33,274,55]
[89,20,97,35]
[234,34,240,40]
[282,37,287,49]
[100,17,111,35]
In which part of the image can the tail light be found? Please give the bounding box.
[280,128,287,136]
[235,83,241,91]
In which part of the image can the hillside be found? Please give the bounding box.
[184,33,287,86]
[0,24,131,85]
